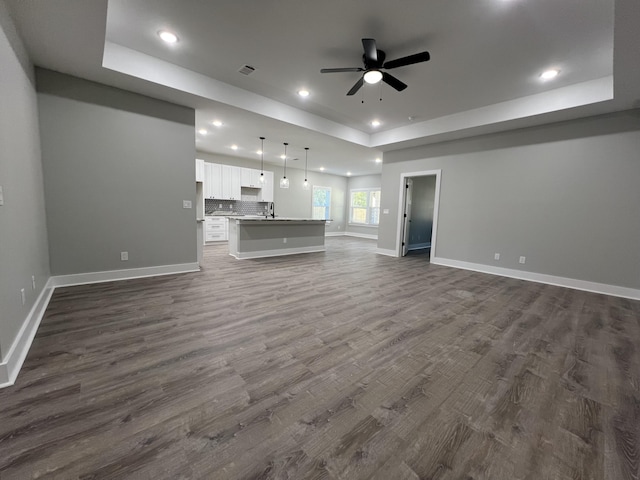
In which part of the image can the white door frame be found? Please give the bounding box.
[395,169,442,258]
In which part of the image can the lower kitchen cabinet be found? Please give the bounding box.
[204,217,228,242]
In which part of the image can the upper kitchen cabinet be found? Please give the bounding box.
[203,162,274,201]
[241,168,262,188]
[196,159,205,183]
[204,162,222,198]
[221,165,241,200]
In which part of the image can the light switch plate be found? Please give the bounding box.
[383,209,389,214]
[0,185,4,206]
[183,200,192,209]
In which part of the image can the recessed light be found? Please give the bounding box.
[280,154,286,159]
[198,129,208,135]
[298,89,310,97]
[231,145,238,150]
[346,172,352,176]
[158,30,178,44]
[540,69,560,80]
[212,120,223,127]
[319,167,325,172]
[375,158,382,163]
[256,150,263,155]
[371,119,381,127]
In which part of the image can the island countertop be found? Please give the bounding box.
[226,216,327,222]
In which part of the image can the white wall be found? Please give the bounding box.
[379,110,640,292]
[0,3,50,363]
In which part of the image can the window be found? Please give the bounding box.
[349,189,380,225]
[312,186,331,220]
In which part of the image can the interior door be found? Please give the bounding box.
[402,178,413,256]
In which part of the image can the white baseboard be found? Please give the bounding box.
[325,231,345,237]
[0,283,54,388]
[345,232,378,240]
[376,248,398,257]
[431,256,640,301]
[49,263,200,288]
[231,246,326,259]
[0,262,200,389]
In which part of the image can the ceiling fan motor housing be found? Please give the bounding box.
[364,50,386,70]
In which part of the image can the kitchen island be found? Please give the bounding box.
[227,217,327,259]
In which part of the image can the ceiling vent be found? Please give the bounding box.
[238,64,256,76]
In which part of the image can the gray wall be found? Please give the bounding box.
[408,175,436,248]
[346,174,381,237]
[0,5,50,360]
[379,110,640,290]
[37,69,197,275]
[197,152,348,234]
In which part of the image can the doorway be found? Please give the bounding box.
[397,170,441,258]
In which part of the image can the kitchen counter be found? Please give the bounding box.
[227,217,327,259]
[227,216,325,222]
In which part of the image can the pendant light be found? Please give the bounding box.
[303,147,309,189]
[279,142,290,188]
[259,137,265,183]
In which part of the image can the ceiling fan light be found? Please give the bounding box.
[363,70,383,84]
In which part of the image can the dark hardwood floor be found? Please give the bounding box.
[1,237,639,479]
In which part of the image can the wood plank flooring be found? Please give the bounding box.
[1,237,639,479]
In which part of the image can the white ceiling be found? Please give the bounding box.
[6,0,640,176]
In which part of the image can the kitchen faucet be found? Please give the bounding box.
[268,202,275,218]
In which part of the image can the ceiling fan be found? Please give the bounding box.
[321,38,430,96]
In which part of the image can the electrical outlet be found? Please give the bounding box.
[183,200,192,209]
[494,253,500,260]
[383,209,389,214]
[519,256,526,264]
[20,288,25,306]
[32,275,36,290]
[121,251,129,261]
[283,238,287,244]
[219,204,222,208]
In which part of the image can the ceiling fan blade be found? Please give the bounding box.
[320,67,364,73]
[346,76,364,96]
[362,38,378,64]
[383,51,431,70]
[382,72,407,92]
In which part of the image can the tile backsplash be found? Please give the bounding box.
[205,199,270,215]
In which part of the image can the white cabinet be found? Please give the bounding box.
[222,165,241,200]
[204,163,272,201]
[204,163,222,199]
[205,217,228,242]
[241,168,262,188]
[196,159,205,183]
[260,171,274,202]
